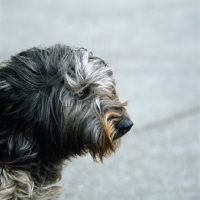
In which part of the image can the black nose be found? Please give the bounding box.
[118,119,133,134]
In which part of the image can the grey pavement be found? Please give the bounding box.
[0,0,200,200]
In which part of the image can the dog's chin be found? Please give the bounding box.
[113,132,126,141]
[113,126,132,141]
[113,118,133,141]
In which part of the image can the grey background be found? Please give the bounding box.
[0,0,200,200]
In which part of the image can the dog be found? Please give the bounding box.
[0,44,133,199]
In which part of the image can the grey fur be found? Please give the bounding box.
[0,44,133,199]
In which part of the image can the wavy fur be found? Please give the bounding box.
[0,44,132,199]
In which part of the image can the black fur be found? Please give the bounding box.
[0,44,133,199]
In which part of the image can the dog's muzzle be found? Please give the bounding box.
[113,118,133,140]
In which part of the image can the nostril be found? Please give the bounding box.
[118,120,133,134]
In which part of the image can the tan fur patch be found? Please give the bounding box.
[99,111,122,161]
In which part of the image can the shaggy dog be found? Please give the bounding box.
[0,44,133,199]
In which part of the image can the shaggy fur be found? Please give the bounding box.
[0,44,133,199]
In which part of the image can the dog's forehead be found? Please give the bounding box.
[68,49,112,76]
[63,48,115,89]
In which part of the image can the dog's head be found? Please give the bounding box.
[0,44,133,167]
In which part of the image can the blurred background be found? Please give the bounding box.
[0,0,199,199]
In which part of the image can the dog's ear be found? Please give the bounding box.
[0,48,68,161]
[0,67,38,168]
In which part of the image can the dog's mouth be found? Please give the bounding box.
[113,118,133,140]
[96,111,133,161]
[104,112,133,141]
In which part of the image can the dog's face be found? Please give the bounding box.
[0,45,133,167]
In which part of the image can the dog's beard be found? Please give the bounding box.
[61,92,128,161]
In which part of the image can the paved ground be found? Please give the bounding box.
[0,0,199,200]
